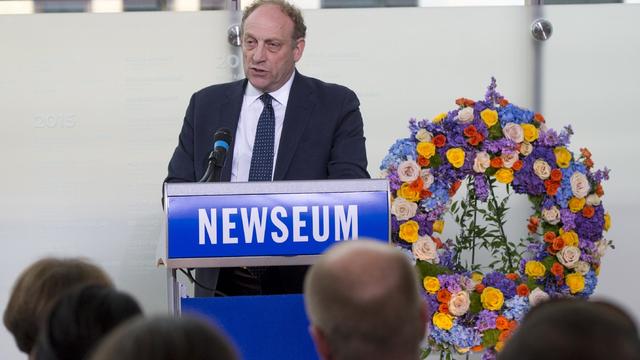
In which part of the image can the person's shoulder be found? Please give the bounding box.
[297,73,357,98]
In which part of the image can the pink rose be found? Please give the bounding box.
[541,206,561,225]
[503,122,524,143]
[391,197,418,221]
[457,107,475,123]
[420,169,434,189]
[473,151,490,173]
[557,246,581,269]
[570,172,590,199]
[519,142,533,156]
[528,288,550,306]
[501,151,519,168]
[412,236,439,263]
[397,160,420,183]
[533,159,551,180]
[415,129,433,142]
[448,291,471,316]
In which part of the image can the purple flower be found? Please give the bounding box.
[483,272,516,298]
[560,209,576,231]
[476,310,498,331]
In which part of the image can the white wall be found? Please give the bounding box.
[0,4,637,359]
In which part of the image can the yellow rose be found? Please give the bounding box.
[423,276,440,293]
[566,273,585,294]
[433,312,454,330]
[433,112,447,123]
[521,124,539,143]
[481,109,499,127]
[397,183,421,202]
[432,219,445,233]
[604,212,611,231]
[495,341,505,352]
[399,220,420,243]
[495,168,514,184]
[554,147,572,168]
[416,141,436,159]
[471,272,484,283]
[568,197,586,213]
[446,148,466,168]
[560,231,579,247]
[525,260,546,278]
[480,287,504,311]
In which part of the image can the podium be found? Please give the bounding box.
[162,179,390,359]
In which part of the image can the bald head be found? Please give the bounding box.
[304,240,426,360]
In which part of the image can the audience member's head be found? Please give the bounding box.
[90,315,239,360]
[35,285,142,360]
[304,239,427,360]
[3,257,113,354]
[498,298,640,360]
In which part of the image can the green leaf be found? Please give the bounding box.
[469,292,482,314]
[488,124,504,140]
[481,329,501,348]
[416,260,452,278]
[541,256,556,272]
[431,153,442,168]
[421,347,431,359]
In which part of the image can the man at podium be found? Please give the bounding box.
[165,0,369,296]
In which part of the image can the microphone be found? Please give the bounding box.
[200,128,233,183]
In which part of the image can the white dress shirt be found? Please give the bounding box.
[230,71,295,182]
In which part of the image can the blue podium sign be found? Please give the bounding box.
[164,179,389,268]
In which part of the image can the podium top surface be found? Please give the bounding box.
[164,178,389,197]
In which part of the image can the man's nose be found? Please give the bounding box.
[252,43,266,62]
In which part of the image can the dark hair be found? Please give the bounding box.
[35,285,142,360]
[90,315,239,360]
[498,298,640,360]
[3,257,112,354]
[241,0,306,41]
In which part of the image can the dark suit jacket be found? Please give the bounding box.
[165,71,369,294]
[166,71,369,183]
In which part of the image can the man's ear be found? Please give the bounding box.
[309,325,332,360]
[293,38,305,62]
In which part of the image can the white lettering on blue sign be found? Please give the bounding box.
[197,205,359,245]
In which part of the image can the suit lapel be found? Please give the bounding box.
[274,72,315,180]
[219,79,246,181]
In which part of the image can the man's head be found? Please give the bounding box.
[498,298,640,360]
[241,0,306,93]
[3,257,112,354]
[304,240,427,360]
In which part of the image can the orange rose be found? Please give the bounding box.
[544,231,557,243]
[550,169,563,182]
[551,237,565,252]
[463,125,478,137]
[582,206,595,218]
[496,316,509,330]
[551,262,564,277]
[475,283,485,293]
[499,330,513,342]
[512,160,523,171]
[417,156,430,167]
[449,180,462,196]
[433,134,447,148]
[534,113,545,123]
[456,98,475,107]
[516,284,530,296]
[505,273,518,281]
[437,289,452,303]
[438,303,449,314]
[596,184,604,197]
[468,133,484,146]
[490,157,503,168]
[499,98,509,107]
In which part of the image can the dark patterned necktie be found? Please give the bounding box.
[246,93,275,292]
[248,93,275,181]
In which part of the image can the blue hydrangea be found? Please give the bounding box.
[380,138,416,170]
[498,104,534,126]
[502,295,529,321]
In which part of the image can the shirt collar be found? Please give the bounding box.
[245,70,296,107]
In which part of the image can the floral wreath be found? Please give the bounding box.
[380,78,611,359]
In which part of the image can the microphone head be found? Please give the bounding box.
[213,128,232,150]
